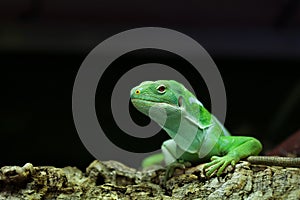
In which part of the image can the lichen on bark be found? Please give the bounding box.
[0,160,299,199]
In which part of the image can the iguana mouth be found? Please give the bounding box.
[131,98,178,108]
[131,98,161,104]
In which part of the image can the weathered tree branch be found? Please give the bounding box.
[0,160,299,199]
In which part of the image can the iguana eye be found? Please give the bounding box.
[156,85,166,94]
[178,96,183,107]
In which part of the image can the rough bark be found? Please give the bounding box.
[0,160,299,199]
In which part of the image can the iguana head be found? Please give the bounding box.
[130,80,190,127]
[130,80,212,141]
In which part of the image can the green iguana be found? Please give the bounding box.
[130,80,262,179]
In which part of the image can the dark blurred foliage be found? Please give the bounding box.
[0,0,299,170]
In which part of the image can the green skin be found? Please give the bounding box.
[130,80,262,178]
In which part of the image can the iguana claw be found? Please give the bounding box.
[203,155,239,177]
[164,161,191,184]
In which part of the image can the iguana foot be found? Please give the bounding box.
[203,155,239,177]
[164,161,191,184]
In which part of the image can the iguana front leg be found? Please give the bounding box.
[204,136,262,177]
[141,140,190,184]
[161,140,191,183]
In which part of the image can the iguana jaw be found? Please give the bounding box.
[131,98,178,110]
[131,98,180,116]
[131,98,182,128]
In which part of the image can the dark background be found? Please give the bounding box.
[0,0,299,170]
